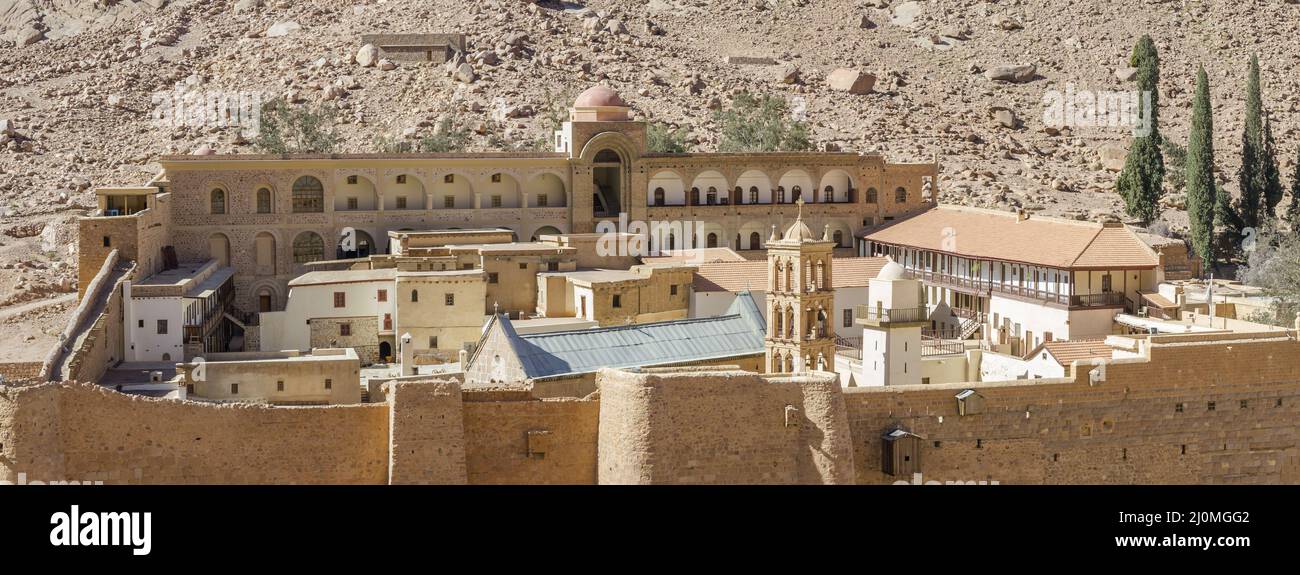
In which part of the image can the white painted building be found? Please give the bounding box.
[124,260,236,362]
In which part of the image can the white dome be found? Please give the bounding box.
[876,259,905,280]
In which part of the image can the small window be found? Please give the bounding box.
[491,195,502,208]
[102,236,111,247]
[444,174,454,184]
[377,289,387,302]
[429,336,438,349]
[210,189,226,214]
[488,273,499,284]
[670,285,678,296]
[444,196,454,208]
[347,175,358,185]
[396,196,407,209]
[922,377,931,385]
[157,319,168,335]
[333,292,346,308]
[445,293,455,306]
[547,262,559,272]
[231,383,239,394]
[1240,400,1248,409]
[411,290,419,303]
[866,187,878,204]
[277,381,284,392]
[137,319,144,328]
[538,194,548,207]
[843,309,852,327]
[396,174,407,184]
[519,263,528,270]
[612,294,622,308]
[1207,401,1216,411]
[324,378,332,390]
[1175,403,1184,413]
[894,187,907,203]
[491,173,502,183]
[347,197,358,210]
[340,323,351,336]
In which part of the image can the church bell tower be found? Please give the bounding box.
[765,200,838,374]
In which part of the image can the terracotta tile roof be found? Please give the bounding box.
[1034,338,1113,366]
[693,257,888,292]
[642,247,748,265]
[865,206,1159,269]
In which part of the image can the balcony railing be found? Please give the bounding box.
[1069,292,1126,308]
[855,305,928,325]
[922,339,966,356]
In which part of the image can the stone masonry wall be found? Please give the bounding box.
[597,367,855,484]
[0,382,388,484]
[844,334,1300,484]
[461,388,599,484]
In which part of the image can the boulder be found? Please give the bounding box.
[378,59,397,71]
[984,63,1036,83]
[265,21,301,38]
[826,68,876,94]
[779,65,801,84]
[356,44,379,67]
[1114,66,1138,81]
[454,63,476,83]
[1096,142,1128,171]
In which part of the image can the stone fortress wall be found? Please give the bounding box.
[4,330,1298,484]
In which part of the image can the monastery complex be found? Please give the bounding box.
[3,86,1299,485]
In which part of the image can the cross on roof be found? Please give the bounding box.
[795,197,805,220]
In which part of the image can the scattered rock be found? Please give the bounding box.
[20,26,45,46]
[1114,66,1138,82]
[1097,142,1128,172]
[826,68,876,94]
[378,59,397,71]
[356,44,380,67]
[892,1,924,27]
[779,66,801,84]
[984,63,1037,83]
[725,55,776,66]
[265,21,301,38]
[454,63,476,83]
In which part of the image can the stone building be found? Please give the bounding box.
[77,85,938,317]
[764,205,838,374]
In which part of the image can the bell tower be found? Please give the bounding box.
[765,200,838,374]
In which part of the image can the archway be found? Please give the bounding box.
[530,225,563,242]
[432,173,474,209]
[292,231,325,264]
[208,233,230,267]
[737,170,772,204]
[385,173,425,210]
[777,170,814,204]
[482,173,521,209]
[527,173,566,207]
[379,341,392,363]
[292,176,325,213]
[818,169,853,203]
[337,229,375,259]
[647,170,685,206]
[592,149,623,216]
[253,231,276,276]
[335,175,377,211]
[689,171,728,206]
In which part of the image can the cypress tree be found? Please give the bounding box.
[1287,147,1300,229]
[1185,66,1216,266]
[1261,112,1284,216]
[1237,53,1267,231]
[1116,35,1164,222]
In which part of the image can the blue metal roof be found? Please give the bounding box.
[502,291,766,379]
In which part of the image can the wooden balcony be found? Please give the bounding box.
[855,305,929,327]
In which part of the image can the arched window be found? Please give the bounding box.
[895,186,907,203]
[749,186,759,204]
[706,187,717,205]
[292,176,324,213]
[776,186,786,204]
[410,289,419,303]
[291,232,324,263]
[706,233,718,248]
[749,232,761,250]
[256,187,272,213]
[210,189,226,214]
[824,185,835,203]
[654,187,665,206]
[833,230,844,247]
[690,187,700,206]
[792,186,802,203]
[866,187,879,204]
[594,149,621,163]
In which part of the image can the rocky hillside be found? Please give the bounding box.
[0,0,1298,339]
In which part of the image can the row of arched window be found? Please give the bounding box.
[648,185,909,206]
[210,176,322,215]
